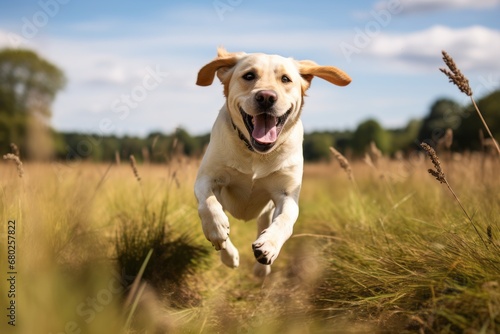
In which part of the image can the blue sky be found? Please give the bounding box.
[1,0,499,136]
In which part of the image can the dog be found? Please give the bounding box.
[195,47,351,277]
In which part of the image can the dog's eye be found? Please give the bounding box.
[281,75,292,83]
[242,72,256,81]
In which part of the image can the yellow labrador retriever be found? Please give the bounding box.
[195,48,351,276]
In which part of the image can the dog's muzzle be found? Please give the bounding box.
[239,106,291,153]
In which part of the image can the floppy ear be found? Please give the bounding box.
[297,60,351,90]
[196,47,245,87]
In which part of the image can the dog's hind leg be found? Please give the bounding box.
[220,237,239,268]
[253,203,274,277]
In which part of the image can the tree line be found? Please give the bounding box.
[1,48,499,162]
[54,89,500,163]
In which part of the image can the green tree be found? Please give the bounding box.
[389,119,422,153]
[454,90,500,150]
[351,119,390,155]
[417,99,463,149]
[303,132,335,161]
[174,127,199,156]
[0,48,66,159]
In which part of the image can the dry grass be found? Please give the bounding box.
[304,154,499,333]
[0,153,498,333]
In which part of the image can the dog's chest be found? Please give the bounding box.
[216,166,290,220]
[226,150,298,181]
[215,166,270,197]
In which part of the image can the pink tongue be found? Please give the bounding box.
[252,114,277,144]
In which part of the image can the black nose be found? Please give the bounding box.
[255,90,277,109]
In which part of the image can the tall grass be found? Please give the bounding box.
[309,153,499,333]
[0,150,498,333]
[114,174,210,309]
[0,160,210,333]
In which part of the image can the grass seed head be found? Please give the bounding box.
[487,225,493,244]
[368,141,382,165]
[10,143,20,157]
[420,143,446,183]
[329,146,353,181]
[129,154,141,182]
[3,153,24,178]
[439,50,472,96]
[363,153,375,169]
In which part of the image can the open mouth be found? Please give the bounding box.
[239,106,291,152]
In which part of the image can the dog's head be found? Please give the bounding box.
[197,47,351,154]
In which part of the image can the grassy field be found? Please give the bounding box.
[0,152,499,333]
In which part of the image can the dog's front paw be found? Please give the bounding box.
[252,233,280,265]
[220,238,239,268]
[202,216,230,251]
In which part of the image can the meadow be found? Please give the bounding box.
[0,150,499,333]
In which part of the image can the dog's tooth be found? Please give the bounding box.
[252,118,255,124]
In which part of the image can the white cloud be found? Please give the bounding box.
[375,0,500,14]
[364,25,500,72]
